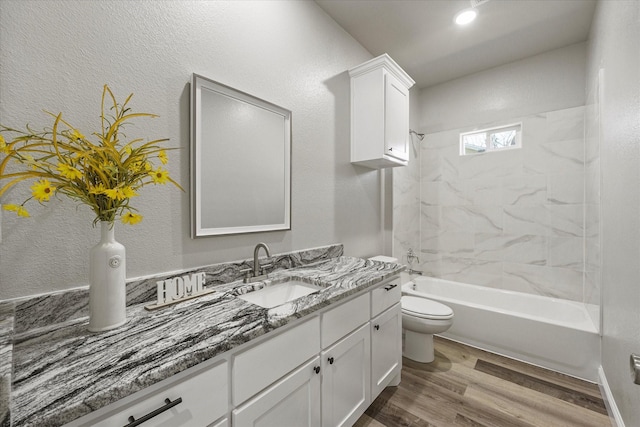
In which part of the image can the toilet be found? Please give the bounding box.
[368,256,455,364]
[401,295,454,363]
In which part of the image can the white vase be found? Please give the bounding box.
[88,221,127,332]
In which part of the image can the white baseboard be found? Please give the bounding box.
[599,366,625,427]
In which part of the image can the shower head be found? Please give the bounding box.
[409,129,425,141]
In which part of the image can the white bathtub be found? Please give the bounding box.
[402,275,600,381]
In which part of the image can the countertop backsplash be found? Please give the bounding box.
[11,244,344,336]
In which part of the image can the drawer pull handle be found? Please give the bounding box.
[374,324,380,331]
[124,397,182,427]
[314,366,321,374]
[328,357,334,365]
[384,284,397,291]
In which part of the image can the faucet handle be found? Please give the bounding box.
[259,263,273,276]
[240,267,252,282]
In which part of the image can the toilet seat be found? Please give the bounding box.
[402,296,453,320]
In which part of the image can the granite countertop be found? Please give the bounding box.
[9,256,402,427]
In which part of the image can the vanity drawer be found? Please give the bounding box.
[321,292,370,348]
[233,316,320,405]
[71,360,228,427]
[371,278,401,317]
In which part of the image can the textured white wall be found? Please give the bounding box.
[419,42,587,133]
[586,1,640,425]
[0,1,378,300]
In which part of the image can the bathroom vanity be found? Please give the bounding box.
[5,253,402,427]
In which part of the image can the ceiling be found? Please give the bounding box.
[315,0,597,88]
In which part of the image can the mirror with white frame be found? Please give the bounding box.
[190,74,291,237]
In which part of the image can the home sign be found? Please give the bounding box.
[144,272,215,310]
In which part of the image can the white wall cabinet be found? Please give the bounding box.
[349,54,415,169]
[321,324,371,427]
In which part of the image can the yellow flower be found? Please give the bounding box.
[121,186,138,198]
[3,204,30,217]
[0,86,183,225]
[88,183,106,195]
[158,150,168,165]
[121,211,143,225]
[150,167,169,184]
[57,163,83,180]
[103,187,126,200]
[31,179,55,202]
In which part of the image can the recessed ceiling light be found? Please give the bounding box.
[454,8,477,25]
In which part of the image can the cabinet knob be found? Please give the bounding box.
[314,366,321,374]
[374,324,380,331]
[328,357,334,365]
[384,284,397,291]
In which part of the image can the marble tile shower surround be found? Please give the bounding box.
[393,141,421,265]
[583,76,601,328]
[10,244,343,335]
[418,106,587,301]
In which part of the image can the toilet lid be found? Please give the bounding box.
[402,296,454,319]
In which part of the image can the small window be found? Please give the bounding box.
[460,123,522,155]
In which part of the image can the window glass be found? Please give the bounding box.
[460,123,522,155]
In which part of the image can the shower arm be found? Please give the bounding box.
[409,129,425,141]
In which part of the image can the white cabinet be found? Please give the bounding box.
[321,292,369,348]
[209,418,229,427]
[66,359,228,427]
[232,317,320,405]
[349,54,415,169]
[66,276,402,427]
[321,324,371,427]
[371,303,402,398]
[371,278,400,317]
[232,358,321,427]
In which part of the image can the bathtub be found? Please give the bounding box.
[402,275,600,381]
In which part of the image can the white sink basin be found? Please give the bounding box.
[236,280,323,308]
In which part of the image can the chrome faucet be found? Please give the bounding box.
[253,242,271,277]
[242,242,272,283]
[406,248,422,275]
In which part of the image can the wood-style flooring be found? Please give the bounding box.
[355,336,611,427]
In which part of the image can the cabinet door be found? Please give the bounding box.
[371,278,401,318]
[233,317,320,405]
[384,72,410,162]
[233,357,321,427]
[371,303,402,398]
[209,418,229,427]
[321,324,371,427]
[71,360,228,427]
